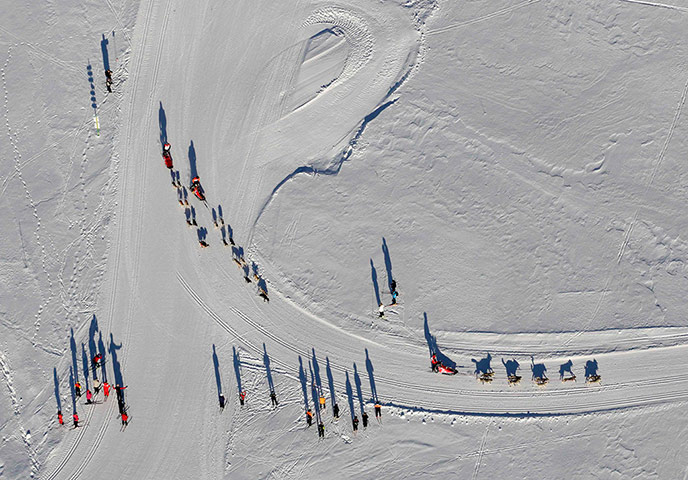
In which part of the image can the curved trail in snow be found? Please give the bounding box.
[41,0,688,478]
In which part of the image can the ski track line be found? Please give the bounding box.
[427,0,541,36]
[471,423,489,480]
[619,0,688,11]
[565,75,688,347]
[103,0,134,49]
[0,25,82,74]
[178,271,688,416]
[41,1,157,478]
[69,2,171,479]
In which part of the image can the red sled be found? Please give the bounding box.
[437,364,457,375]
[162,143,173,169]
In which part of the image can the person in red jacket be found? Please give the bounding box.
[73,412,79,428]
[103,381,110,399]
[239,390,246,406]
[57,410,64,425]
[121,412,129,426]
[86,389,93,404]
[162,143,173,169]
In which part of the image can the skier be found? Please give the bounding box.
[105,69,113,92]
[332,403,339,419]
[115,384,127,401]
[219,393,226,410]
[103,381,110,399]
[362,411,369,428]
[74,381,82,397]
[374,403,381,419]
[73,412,79,428]
[239,390,246,406]
[86,389,93,404]
[319,395,326,411]
[431,353,439,373]
[352,415,359,431]
[270,390,278,407]
[306,409,313,426]
[190,176,206,201]
[93,377,102,394]
[318,422,325,438]
[92,354,102,369]
[378,303,385,318]
[162,143,173,169]
[199,239,209,248]
[121,412,129,426]
[57,410,64,425]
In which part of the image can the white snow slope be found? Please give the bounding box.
[2,0,688,478]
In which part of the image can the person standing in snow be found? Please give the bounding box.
[86,389,93,404]
[219,393,226,410]
[103,381,110,400]
[57,410,64,425]
[105,69,113,92]
[115,384,127,402]
[93,377,102,395]
[74,381,82,397]
[270,390,278,407]
[352,415,359,431]
[239,390,246,406]
[306,409,313,426]
[374,403,382,419]
[318,423,325,438]
[319,395,326,411]
[73,412,79,428]
[378,303,385,318]
[92,354,102,370]
[431,353,439,373]
[362,411,369,428]
[121,412,129,426]
[333,403,340,419]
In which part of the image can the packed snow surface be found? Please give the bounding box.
[1,0,688,478]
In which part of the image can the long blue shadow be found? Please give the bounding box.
[365,349,377,402]
[109,333,123,386]
[370,259,381,306]
[263,343,274,391]
[325,357,336,406]
[345,371,355,420]
[212,344,222,398]
[81,343,90,390]
[97,332,108,383]
[232,346,243,394]
[423,312,455,368]
[159,102,167,146]
[188,140,198,180]
[88,315,98,376]
[353,363,365,416]
[100,34,110,71]
[70,328,79,383]
[69,367,77,413]
[298,356,309,412]
[381,237,394,290]
[53,367,61,411]
[312,348,322,390]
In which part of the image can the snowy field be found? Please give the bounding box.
[2,0,688,478]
